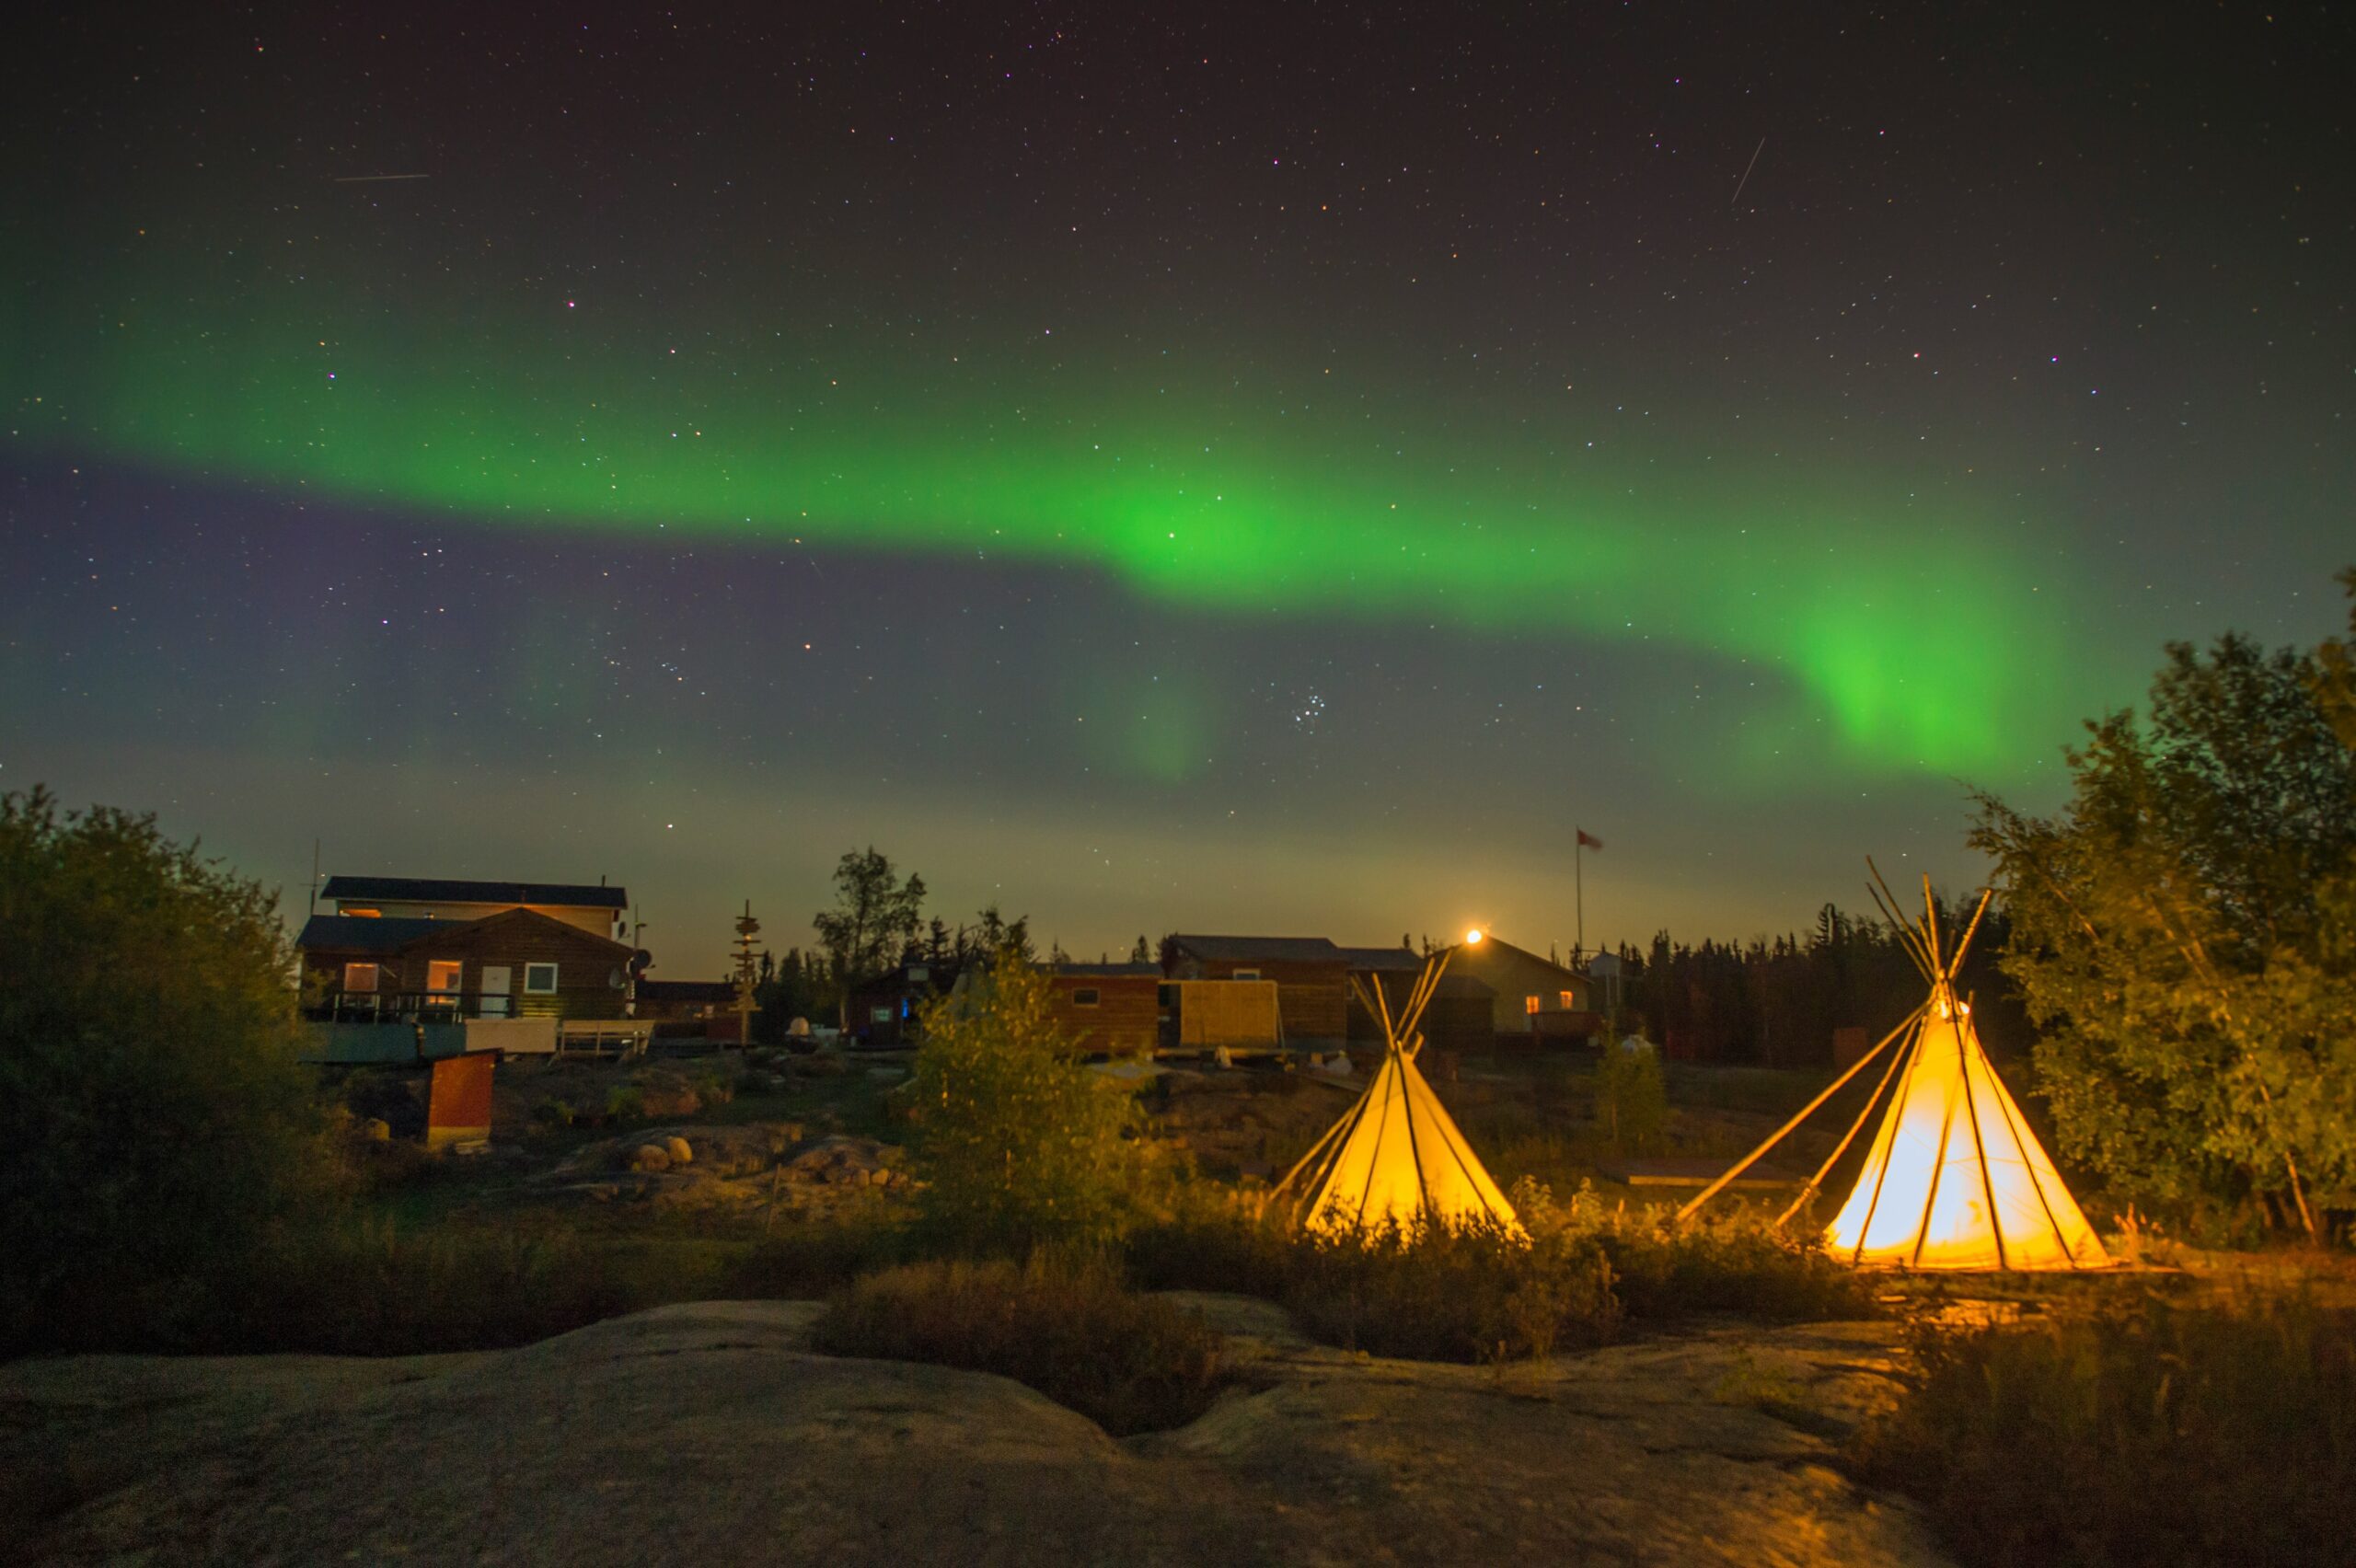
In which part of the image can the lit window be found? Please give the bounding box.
[1525,995,1542,1015]
[1072,987,1102,1007]
[525,963,560,995]
[872,1005,894,1023]
[1560,990,1576,1009]
[343,962,379,994]
[427,961,463,995]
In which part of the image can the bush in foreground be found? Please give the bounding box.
[907,954,1155,1255]
[809,1257,1234,1435]
[1855,1290,2356,1568]
[0,790,331,1353]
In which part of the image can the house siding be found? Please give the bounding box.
[1048,974,1159,1055]
[1169,952,1348,1043]
[301,915,633,1020]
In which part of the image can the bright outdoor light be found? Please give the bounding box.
[1464,928,1484,945]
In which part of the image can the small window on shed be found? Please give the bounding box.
[1233,968,1262,981]
[342,962,379,994]
[1072,987,1102,1007]
[525,963,560,995]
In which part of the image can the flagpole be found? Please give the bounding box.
[1575,832,1584,966]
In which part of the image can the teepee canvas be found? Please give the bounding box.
[1680,869,2109,1272]
[1274,950,1521,1237]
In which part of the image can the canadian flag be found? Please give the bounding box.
[1576,829,1603,850]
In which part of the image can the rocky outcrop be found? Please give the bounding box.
[0,1301,1952,1566]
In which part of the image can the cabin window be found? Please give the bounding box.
[342,962,379,994]
[525,963,560,995]
[908,965,930,983]
[427,961,464,995]
[342,906,382,918]
[1559,990,1576,1009]
[871,1005,894,1023]
[1072,987,1102,1007]
[1524,995,1542,1015]
[1233,968,1262,981]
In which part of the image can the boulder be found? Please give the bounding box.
[359,1117,392,1142]
[664,1136,694,1167]
[628,1145,672,1173]
[0,1305,1951,1567]
[783,1136,894,1186]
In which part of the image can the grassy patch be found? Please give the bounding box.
[808,1257,1236,1435]
[1855,1290,2356,1568]
[1126,1180,1873,1365]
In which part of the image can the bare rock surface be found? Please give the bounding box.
[0,1300,1952,1567]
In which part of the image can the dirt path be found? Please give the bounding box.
[0,1299,1952,1566]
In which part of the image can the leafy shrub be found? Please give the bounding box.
[809,1257,1234,1435]
[1856,1290,2356,1568]
[535,1099,577,1128]
[1593,1043,1668,1153]
[0,790,331,1353]
[907,953,1152,1254]
[604,1086,646,1123]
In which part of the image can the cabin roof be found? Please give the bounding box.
[320,875,629,910]
[1169,934,1344,963]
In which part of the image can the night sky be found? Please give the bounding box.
[5,7,2350,974]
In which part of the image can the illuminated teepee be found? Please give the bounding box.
[1273,948,1521,1237]
[1680,868,2110,1271]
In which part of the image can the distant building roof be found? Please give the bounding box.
[1457,935,1588,985]
[1169,935,1344,963]
[297,908,637,957]
[295,915,446,954]
[1334,945,1423,972]
[1053,963,1161,978]
[320,875,628,910]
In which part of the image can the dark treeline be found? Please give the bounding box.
[1610,898,2027,1067]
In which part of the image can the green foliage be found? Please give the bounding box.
[812,847,928,1027]
[0,789,330,1350]
[809,1257,1234,1435]
[1594,1043,1668,1154]
[1971,592,2356,1233]
[907,952,1149,1253]
[1856,1291,2356,1568]
[603,1085,646,1123]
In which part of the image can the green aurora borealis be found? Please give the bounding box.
[17,260,2078,779]
[5,6,2347,968]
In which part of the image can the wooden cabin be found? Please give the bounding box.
[1046,963,1161,1055]
[1447,935,1602,1043]
[297,905,641,1021]
[1163,935,1349,1046]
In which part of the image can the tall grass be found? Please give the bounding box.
[810,1257,1236,1435]
[1855,1291,2356,1567]
[1125,1179,1875,1364]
